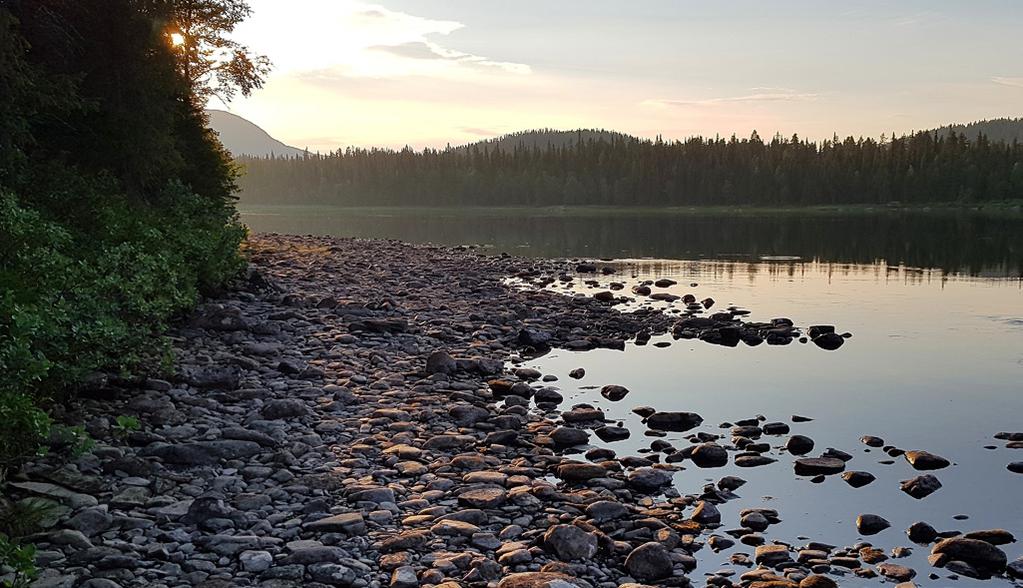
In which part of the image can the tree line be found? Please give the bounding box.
[237,129,1023,207]
[0,0,262,556]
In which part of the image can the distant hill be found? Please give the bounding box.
[934,118,1023,144]
[461,128,642,152]
[206,110,306,158]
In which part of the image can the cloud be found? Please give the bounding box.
[369,41,531,74]
[644,89,820,107]
[992,77,1023,89]
[460,127,501,137]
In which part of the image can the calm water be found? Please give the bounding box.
[243,206,1023,586]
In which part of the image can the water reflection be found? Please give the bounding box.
[522,259,1023,587]
[240,206,1023,277]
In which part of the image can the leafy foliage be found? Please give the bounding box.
[0,534,37,588]
[237,129,1023,207]
[0,0,251,485]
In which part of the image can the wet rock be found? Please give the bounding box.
[551,427,590,447]
[786,435,815,455]
[594,425,630,442]
[691,443,729,468]
[794,457,846,476]
[600,385,630,401]
[568,368,585,379]
[799,575,837,588]
[624,542,673,580]
[812,332,845,350]
[755,544,793,566]
[1007,557,1023,579]
[907,522,939,544]
[904,450,951,470]
[543,524,598,560]
[962,529,1015,545]
[646,411,704,432]
[876,563,916,582]
[857,514,891,535]
[1008,462,1023,474]
[691,501,721,525]
[860,435,885,447]
[900,474,942,499]
[626,467,674,492]
[931,537,1007,573]
[557,462,607,482]
[841,471,876,488]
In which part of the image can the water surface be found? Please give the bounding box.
[243,205,1023,585]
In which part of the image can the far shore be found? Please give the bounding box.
[237,200,1023,218]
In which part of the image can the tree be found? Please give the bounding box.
[166,0,270,104]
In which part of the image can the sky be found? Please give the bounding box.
[224,0,1023,152]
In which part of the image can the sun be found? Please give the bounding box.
[170,33,185,47]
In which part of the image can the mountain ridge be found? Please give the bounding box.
[205,109,306,158]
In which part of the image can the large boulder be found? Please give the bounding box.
[931,537,1007,573]
[543,525,597,561]
[624,542,673,580]
[646,411,703,432]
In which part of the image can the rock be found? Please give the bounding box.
[557,462,606,482]
[1008,462,1023,474]
[691,501,721,525]
[876,563,916,582]
[900,474,942,499]
[426,350,457,374]
[543,524,598,560]
[67,507,113,537]
[646,411,703,432]
[793,457,845,476]
[786,435,815,455]
[907,521,939,544]
[931,537,1007,572]
[260,399,309,419]
[841,471,876,488]
[391,566,418,588]
[497,573,590,588]
[1007,557,1023,579]
[309,563,357,586]
[568,368,585,379]
[600,385,630,401]
[7,482,98,509]
[624,542,673,580]
[799,575,837,588]
[592,425,629,443]
[755,544,793,566]
[139,440,262,465]
[857,514,891,535]
[239,550,273,573]
[49,529,93,550]
[458,487,506,509]
[518,328,553,348]
[305,512,367,534]
[691,443,728,468]
[962,529,1015,545]
[585,500,628,522]
[860,435,885,447]
[904,450,950,470]
[627,467,674,492]
[812,332,845,350]
[551,427,590,447]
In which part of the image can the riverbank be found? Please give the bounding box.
[8,234,1021,588]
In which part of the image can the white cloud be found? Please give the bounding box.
[643,89,820,107]
[992,77,1023,89]
[235,1,529,80]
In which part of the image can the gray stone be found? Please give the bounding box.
[543,524,598,560]
[624,542,673,580]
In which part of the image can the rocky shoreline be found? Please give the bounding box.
[6,234,1021,588]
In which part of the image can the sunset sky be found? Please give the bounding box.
[225,0,1023,152]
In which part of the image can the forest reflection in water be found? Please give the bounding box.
[240,206,1023,278]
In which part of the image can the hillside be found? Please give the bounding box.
[463,128,641,151]
[934,118,1023,144]
[206,109,306,158]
